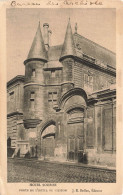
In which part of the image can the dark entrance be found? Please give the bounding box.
[67,123,84,162]
[42,135,55,157]
[68,137,75,161]
[67,107,85,162]
[41,124,56,158]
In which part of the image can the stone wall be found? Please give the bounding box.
[7,81,24,114]
[86,100,116,167]
[73,61,115,92]
[7,115,17,148]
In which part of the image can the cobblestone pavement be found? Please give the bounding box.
[7,158,116,183]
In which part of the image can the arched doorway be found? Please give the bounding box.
[67,107,85,162]
[41,124,56,158]
[58,88,87,162]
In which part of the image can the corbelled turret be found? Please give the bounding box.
[24,22,48,64]
[59,18,76,61]
[23,22,48,129]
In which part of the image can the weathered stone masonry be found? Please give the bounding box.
[7,20,116,167]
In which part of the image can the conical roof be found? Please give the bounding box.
[59,19,76,61]
[24,22,48,64]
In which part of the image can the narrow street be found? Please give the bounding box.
[8,158,116,183]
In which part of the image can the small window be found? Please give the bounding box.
[30,97,35,109]
[89,76,93,89]
[48,100,52,107]
[53,92,57,100]
[51,70,55,78]
[84,74,88,84]
[9,91,14,100]
[48,92,52,100]
[84,74,93,91]
[48,92,57,106]
[32,69,36,77]
[30,92,35,100]
[10,91,14,95]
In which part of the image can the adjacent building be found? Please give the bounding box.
[7,20,116,167]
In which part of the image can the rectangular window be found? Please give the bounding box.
[9,91,14,100]
[84,74,93,92]
[51,70,55,78]
[48,92,52,100]
[53,92,57,100]
[48,92,57,106]
[32,69,36,77]
[30,92,35,109]
[89,76,93,89]
[84,74,88,85]
[30,99,34,109]
[30,92,35,100]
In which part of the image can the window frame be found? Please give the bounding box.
[48,91,57,106]
[84,73,93,91]
[31,69,36,77]
[51,70,55,78]
[9,91,14,101]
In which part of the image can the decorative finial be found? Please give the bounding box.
[75,23,77,34]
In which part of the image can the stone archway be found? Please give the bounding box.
[58,88,87,162]
[40,122,56,159]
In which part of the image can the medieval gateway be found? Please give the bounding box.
[7,20,116,167]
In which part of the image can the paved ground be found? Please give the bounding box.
[7,158,116,183]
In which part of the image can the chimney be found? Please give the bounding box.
[48,30,52,47]
[43,23,49,50]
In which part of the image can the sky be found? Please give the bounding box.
[6,8,116,81]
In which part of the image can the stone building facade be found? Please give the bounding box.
[7,20,116,167]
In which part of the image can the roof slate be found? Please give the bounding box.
[60,19,76,60]
[48,45,62,61]
[47,33,115,68]
[25,22,48,63]
[73,33,116,68]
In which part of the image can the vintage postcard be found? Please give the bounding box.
[0,0,123,194]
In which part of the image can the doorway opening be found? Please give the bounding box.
[41,124,56,158]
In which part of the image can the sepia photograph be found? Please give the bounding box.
[6,8,116,183]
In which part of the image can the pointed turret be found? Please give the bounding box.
[24,22,48,64]
[59,19,76,61]
[23,23,48,129]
